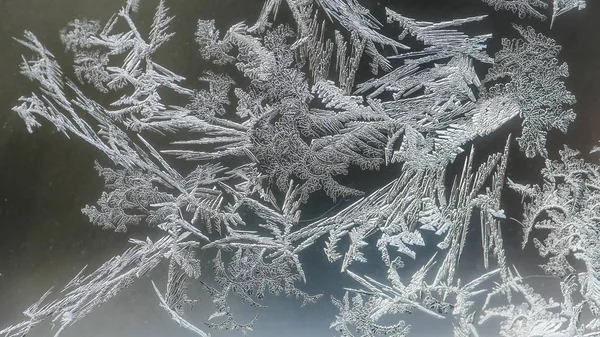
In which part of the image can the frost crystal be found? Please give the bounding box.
[482,24,576,158]
[481,0,586,26]
[2,0,596,336]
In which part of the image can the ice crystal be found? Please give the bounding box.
[2,0,597,336]
[481,0,586,26]
[482,24,576,158]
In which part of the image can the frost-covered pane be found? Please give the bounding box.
[2,0,597,336]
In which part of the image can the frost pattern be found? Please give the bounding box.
[1,0,595,336]
[482,24,576,158]
[481,0,586,26]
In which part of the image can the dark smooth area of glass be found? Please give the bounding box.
[0,0,599,336]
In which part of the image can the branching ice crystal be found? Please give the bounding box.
[482,24,576,158]
[2,0,597,336]
[481,0,585,26]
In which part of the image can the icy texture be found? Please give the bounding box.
[481,0,585,26]
[2,0,596,336]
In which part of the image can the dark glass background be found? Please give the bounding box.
[0,0,598,336]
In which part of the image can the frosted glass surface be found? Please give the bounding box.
[0,1,597,336]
